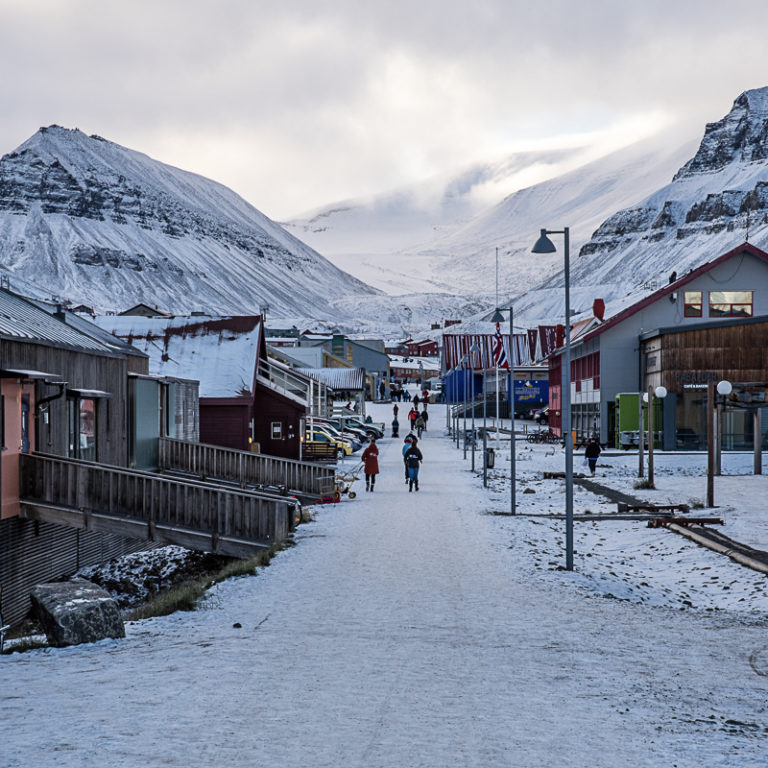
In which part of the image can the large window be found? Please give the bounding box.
[684,291,702,317]
[709,290,753,317]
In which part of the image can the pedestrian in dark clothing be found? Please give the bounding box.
[362,438,380,491]
[420,408,428,431]
[391,417,399,438]
[413,393,420,407]
[404,439,423,491]
[584,438,602,476]
[393,403,399,417]
[403,433,416,482]
[414,414,425,438]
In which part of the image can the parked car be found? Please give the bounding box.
[534,406,549,425]
[306,427,355,456]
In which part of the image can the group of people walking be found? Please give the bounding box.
[360,405,427,493]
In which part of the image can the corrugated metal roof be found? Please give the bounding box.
[0,290,121,354]
[296,367,364,390]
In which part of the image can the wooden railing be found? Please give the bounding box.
[158,437,334,497]
[19,453,297,557]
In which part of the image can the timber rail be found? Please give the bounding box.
[19,453,298,558]
[159,437,333,498]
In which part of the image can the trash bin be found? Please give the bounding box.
[485,447,495,469]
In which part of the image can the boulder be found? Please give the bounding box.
[30,579,125,647]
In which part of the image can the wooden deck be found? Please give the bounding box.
[159,437,334,497]
[19,453,299,558]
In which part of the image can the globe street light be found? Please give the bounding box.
[707,379,731,506]
[647,385,667,487]
[532,227,572,568]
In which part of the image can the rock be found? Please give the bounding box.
[30,579,125,647]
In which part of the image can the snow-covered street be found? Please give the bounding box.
[3,404,768,767]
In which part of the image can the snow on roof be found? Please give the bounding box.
[94,315,263,398]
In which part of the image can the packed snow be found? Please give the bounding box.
[3,404,768,767]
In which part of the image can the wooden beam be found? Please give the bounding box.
[19,502,273,558]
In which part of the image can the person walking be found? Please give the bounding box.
[408,406,418,430]
[413,393,420,408]
[393,403,399,418]
[414,413,425,438]
[420,407,428,432]
[362,437,380,491]
[402,432,416,483]
[584,438,602,476]
[404,437,423,492]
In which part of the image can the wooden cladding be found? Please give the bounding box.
[648,321,768,390]
[159,437,329,497]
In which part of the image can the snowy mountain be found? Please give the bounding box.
[0,126,379,319]
[285,133,696,301]
[510,88,768,326]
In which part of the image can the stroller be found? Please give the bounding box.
[392,418,400,438]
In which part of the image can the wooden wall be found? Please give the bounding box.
[652,320,768,391]
[252,387,304,460]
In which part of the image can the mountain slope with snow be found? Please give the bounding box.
[285,132,696,300]
[0,126,379,318]
[509,88,768,327]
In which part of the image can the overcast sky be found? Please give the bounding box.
[2,0,768,219]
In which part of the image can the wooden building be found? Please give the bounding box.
[0,290,152,623]
[547,242,768,446]
[95,314,309,460]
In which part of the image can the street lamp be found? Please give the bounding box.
[646,385,667,487]
[707,379,731,506]
[470,342,481,470]
[532,227,572,568]
[492,307,515,515]
[461,353,469,457]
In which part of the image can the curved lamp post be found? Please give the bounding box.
[492,307,515,515]
[532,228,572,567]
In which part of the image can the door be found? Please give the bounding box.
[21,394,30,454]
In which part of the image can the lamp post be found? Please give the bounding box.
[532,227,572,568]
[647,385,667,487]
[470,342,481,470]
[707,379,731,506]
[481,344,489,487]
[492,307,516,515]
[461,353,469,458]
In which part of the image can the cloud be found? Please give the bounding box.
[2,1,768,217]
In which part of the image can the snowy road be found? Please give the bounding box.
[3,405,768,767]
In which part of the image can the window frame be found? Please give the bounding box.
[271,421,283,440]
[683,290,702,318]
[708,290,753,318]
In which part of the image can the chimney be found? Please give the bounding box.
[592,298,605,322]
[54,304,67,323]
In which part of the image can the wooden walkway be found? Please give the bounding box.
[159,437,334,499]
[19,453,300,557]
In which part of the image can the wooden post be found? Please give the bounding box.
[755,408,763,476]
[707,380,715,507]
[715,402,722,476]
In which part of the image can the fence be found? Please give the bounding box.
[159,437,331,497]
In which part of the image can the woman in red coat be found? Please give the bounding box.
[362,437,380,492]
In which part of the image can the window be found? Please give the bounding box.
[271,421,283,440]
[68,397,97,460]
[684,291,702,317]
[709,290,753,317]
